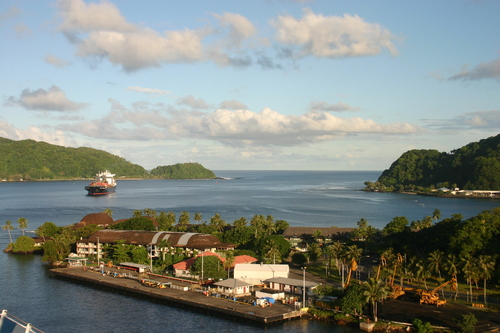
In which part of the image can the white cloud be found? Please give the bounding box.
[457,110,500,128]
[219,100,248,110]
[11,85,89,112]
[56,0,204,71]
[177,95,213,109]
[448,58,500,81]
[272,9,398,59]
[212,12,257,49]
[310,101,360,112]
[0,120,77,147]
[45,54,71,68]
[15,23,31,38]
[126,86,171,95]
[61,103,421,147]
[56,0,136,33]
[76,28,204,71]
[0,6,20,25]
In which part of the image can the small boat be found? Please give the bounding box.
[85,170,116,196]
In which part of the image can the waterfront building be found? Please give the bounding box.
[233,263,289,285]
[213,278,253,296]
[76,230,234,259]
[263,277,319,296]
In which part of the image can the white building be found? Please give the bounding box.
[213,278,253,296]
[233,263,289,285]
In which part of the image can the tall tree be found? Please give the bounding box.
[3,220,14,243]
[177,211,190,231]
[17,217,28,236]
[209,213,226,232]
[444,253,460,300]
[428,250,445,298]
[143,208,157,218]
[362,278,389,322]
[194,212,202,225]
[102,208,113,218]
[477,254,497,305]
[233,217,247,228]
[432,209,441,223]
[343,244,363,287]
[223,251,236,278]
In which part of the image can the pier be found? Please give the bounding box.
[50,267,304,324]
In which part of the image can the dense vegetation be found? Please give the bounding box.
[365,134,500,192]
[0,138,216,180]
[0,137,148,180]
[4,206,500,326]
[150,162,216,179]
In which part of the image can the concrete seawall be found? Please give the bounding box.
[50,267,304,324]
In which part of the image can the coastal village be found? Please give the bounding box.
[7,210,498,333]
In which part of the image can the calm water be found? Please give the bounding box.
[1,171,498,332]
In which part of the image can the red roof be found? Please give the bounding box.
[173,251,225,270]
[173,253,257,270]
[233,255,258,265]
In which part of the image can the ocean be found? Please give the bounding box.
[1,170,498,332]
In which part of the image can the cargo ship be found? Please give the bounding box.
[85,170,116,196]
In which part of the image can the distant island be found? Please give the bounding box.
[0,137,216,180]
[364,134,500,196]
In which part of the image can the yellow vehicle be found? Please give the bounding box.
[416,277,457,306]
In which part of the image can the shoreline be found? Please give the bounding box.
[50,267,305,325]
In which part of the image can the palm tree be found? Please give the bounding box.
[444,253,460,300]
[413,258,431,290]
[421,215,433,228]
[233,217,247,228]
[428,250,445,297]
[3,220,14,243]
[432,209,441,223]
[17,217,28,236]
[250,215,265,238]
[362,278,390,322]
[262,216,276,236]
[307,242,322,263]
[223,251,236,278]
[460,254,477,302]
[263,239,282,264]
[375,248,394,281]
[328,241,343,275]
[477,254,497,305]
[101,208,113,218]
[343,244,363,287]
[312,230,323,243]
[143,208,156,218]
[209,213,226,232]
[194,212,202,225]
[179,211,190,225]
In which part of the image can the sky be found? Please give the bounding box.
[0,0,499,171]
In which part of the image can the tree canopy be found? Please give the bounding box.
[367,134,500,191]
[150,162,216,179]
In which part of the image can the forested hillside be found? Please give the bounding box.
[0,138,148,180]
[150,162,216,179]
[367,134,500,191]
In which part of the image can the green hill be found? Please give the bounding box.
[367,134,500,191]
[0,137,148,180]
[150,162,216,179]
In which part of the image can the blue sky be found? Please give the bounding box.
[1,0,499,171]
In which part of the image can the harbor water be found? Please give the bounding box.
[1,171,498,332]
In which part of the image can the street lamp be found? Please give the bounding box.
[96,237,100,266]
[302,265,307,308]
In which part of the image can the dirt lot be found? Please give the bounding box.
[379,297,500,332]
